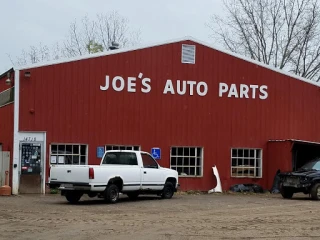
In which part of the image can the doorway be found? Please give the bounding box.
[19,142,44,194]
[292,141,320,171]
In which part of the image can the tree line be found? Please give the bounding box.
[9,1,320,82]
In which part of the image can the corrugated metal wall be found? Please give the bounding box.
[18,40,320,191]
[0,70,14,187]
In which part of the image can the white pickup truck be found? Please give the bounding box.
[48,150,179,204]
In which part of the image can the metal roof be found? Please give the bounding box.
[10,36,320,88]
[268,139,320,145]
[0,68,14,80]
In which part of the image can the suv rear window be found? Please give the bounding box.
[102,152,138,165]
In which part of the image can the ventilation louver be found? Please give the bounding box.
[181,44,196,64]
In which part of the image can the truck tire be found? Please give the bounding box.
[161,182,174,199]
[310,183,320,200]
[280,186,293,199]
[127,192,139,200]
[65,192,82,204]
[104,184,120,204]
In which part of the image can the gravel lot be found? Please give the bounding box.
[0,192,320,240]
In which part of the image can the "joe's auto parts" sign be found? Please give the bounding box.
[100,73,268,100]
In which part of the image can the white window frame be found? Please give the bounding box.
[49,143,88,165]
[231,148,262,178]
[170,146,203,177]
[105,144,141,151]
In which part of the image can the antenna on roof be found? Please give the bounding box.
[109,42,119,50]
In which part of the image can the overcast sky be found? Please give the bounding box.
[0,0,224,72]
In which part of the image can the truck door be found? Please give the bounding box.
[140,153,163,190]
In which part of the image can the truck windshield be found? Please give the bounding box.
[101,152,138,165]
[300,160,320,171]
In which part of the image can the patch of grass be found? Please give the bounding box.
[50,188,59,194]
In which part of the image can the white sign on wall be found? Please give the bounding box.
[100,73,268,100]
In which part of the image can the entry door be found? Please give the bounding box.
[19,142,43,194]
[140,153,164,190]
[0,151,10,186]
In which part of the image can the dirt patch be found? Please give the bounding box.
[0,192,319,240]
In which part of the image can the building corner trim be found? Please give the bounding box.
[12,70,20,195]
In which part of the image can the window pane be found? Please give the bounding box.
[51,145,57,154]
[197,158,201,167]
[189,167,195,175]
[184,148,190,156]
[102,152,137,165]
[177,148,183,155]
[80,145,86,155]
[177,157,183,165]
[238,158,243,165]
[172,147,177,156]
[232,149,237,157]
[250,159,255,166]
[190,157,195,166]
[80,156,86,165]
[250,149,255,158]
[196,148,201,157]
[106,146,112,151]
[238,149,243,157]
[66,145,72,153]
[256,159,261,167]
[184,157,190,166]
[171,157,177,165]
[141,153,157,168]
[65,155,72,164]
[256,150,262,158]
[72,155,79,164]
[196,167,201,176]
[244,158,249,165]
[232,158,237,166]
[190,148,196,156]
[73,145,79,154]
[58,145,65,152]
[244,149,249,158]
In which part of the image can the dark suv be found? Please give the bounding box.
[279,158,320,200]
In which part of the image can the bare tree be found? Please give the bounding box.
[11,11,141,65]
[206,0,320,82]
[14,42,51,66]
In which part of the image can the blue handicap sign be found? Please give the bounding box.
[151,147,161,160]
[96,146,105,158]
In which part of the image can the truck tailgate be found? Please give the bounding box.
[50,165,91,183]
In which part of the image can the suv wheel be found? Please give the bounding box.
[310,183,320,200]
[104,184,120,204]
[280,186,294,199]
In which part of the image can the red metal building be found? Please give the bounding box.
[1,37,320,194]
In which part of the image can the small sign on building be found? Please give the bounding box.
[96,146,105,158]
[151,147,161,160]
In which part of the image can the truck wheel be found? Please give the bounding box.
[280,186,293,199]
[310,183,320,200]
[161,182,174,199]
[65,192,82,204]
[127,192,139,200]
[104,184,120,204]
